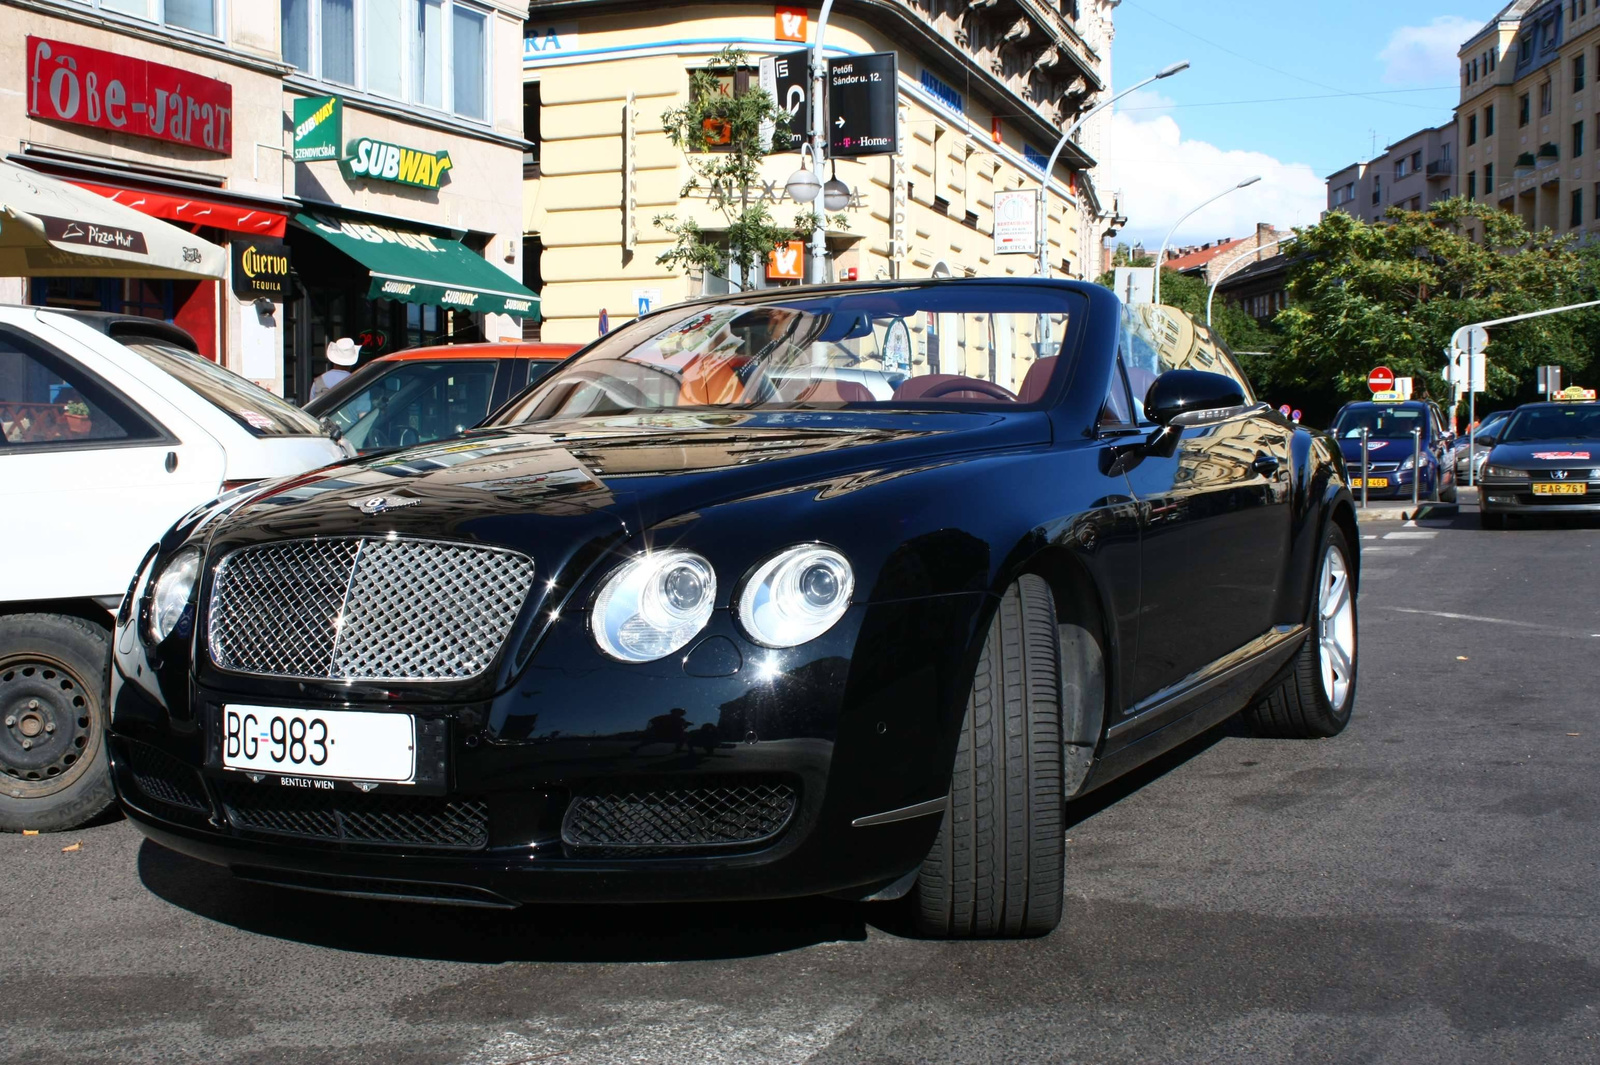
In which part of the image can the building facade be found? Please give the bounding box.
[1161,223,1291,286]
[2,0,534,400]
[1456,0,1600,239]
[522,0,1118,345]
[1324,122,1456,224]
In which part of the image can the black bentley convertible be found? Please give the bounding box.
[109,279,1358,939]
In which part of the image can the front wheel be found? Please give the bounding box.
[1244,525,1358,739]
[0,613,116,832]
[908,575,1064,938]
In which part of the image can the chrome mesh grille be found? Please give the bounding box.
[208,537,535,681]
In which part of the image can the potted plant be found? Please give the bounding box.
[62,400,90,434]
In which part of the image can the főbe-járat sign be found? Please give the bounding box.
[342,138,452,189]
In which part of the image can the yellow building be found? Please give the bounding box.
[522,1,1120,345]
[1458,0,1600,235]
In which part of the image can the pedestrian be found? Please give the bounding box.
[308,338,360,400]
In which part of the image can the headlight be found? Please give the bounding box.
[147,548,202,643]
[1590,468,1600,480]
[591,550,716,662]
[1484,465,1528,479]
[736,546,854,648]
[1398,454,1416,471]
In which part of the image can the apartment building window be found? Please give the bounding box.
[1577,120,1587,157]
[1520,93,1531,126]
[72,0,222,36]
[1573,188,1584,228]
[1577,53,1588,93]
[1594,182,1600,221]
[282,0,490,121]
[1485,105,1495,137]
[1490,48,1497,72]
[1541,81,1553,116]
[1372,174,1382,205]
[1472,59,1479,82]
[1467,170,1476,198]
[1467,114,1478,145]
[1332,182,1355,206]
[1396,156,1411,178]
[1484,163,1494,194]
[523,81,540,176]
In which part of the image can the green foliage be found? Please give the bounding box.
[654,47,845,288]
[1269,198,1600,423]
[1109,242,1152,268]
[1094,266,1282,383]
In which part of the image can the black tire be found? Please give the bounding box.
[1244,524,1357,739]
[1479,509,1505,530]
[0,613,116,833]
[910,575,1064,938]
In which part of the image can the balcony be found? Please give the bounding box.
[1425,158,1454,178]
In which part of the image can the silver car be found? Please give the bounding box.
[1456,409,1511,482]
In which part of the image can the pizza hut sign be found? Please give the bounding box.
[28,37,232,155]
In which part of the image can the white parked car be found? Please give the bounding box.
[0,306,350,832]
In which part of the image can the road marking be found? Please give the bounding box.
[1378,606,1600,638]
[1383,531,1439,540]
[1362,534,1380,540]
[1364,546,1421,555]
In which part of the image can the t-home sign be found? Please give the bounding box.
[342,137,453,189]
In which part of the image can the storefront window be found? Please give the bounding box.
[412,0,446,110]
[367,0,405,98]
[451,5,487,120]
[283,0,311,70]
[321,0,357,86]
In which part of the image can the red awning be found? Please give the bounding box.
[69,181,287,238]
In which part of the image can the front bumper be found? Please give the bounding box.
[1479,481,1600,514]
[110,595,988,906]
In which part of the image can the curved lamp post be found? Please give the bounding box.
[1152,175,1261,305]
[809,0,836,283]
[1035,60,1190,278]
[1205,234,1295,327]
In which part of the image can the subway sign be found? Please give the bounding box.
[341,137,453,189]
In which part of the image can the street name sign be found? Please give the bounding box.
[1367,366,1395,393]
[828,52,898,157]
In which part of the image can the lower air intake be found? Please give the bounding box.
[123,741,210,813]
[217,781,488,850]
[562,781,798,854]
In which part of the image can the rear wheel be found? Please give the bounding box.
[0,614,115,833]
[909,575,1064,938]
[1244,525,1357,739]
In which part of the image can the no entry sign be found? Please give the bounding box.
[1368,366,1395,393]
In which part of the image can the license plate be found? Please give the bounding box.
[1532,482,1587,495]
[222,705,416,783]
[1352,477,1389,488]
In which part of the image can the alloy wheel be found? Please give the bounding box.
[1317,546,1356,709]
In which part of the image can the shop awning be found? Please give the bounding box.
[294,212,539,320]
[0,160,226,280]
[71,181,287,237]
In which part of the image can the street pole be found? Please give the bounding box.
[1153,176,1261,306]
[1035,60,1189,279]
[1360,429,1370,510]
[1411,428,1421,511]
[1206,235,1294,327]
[809,0,835,285]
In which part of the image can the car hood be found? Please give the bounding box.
[1336,437,1420,462]
[210,409,1042,546]
[1486,440,1599,469]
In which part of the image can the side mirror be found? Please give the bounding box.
[1143,369,1249,429]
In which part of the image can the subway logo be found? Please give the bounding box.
[343,137,453,189]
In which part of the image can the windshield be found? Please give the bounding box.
[125,340,322,437]
[488,285,1082,424]
[1331,405,1428,441]
[318,358,501,451]
[1501,404,1600,442]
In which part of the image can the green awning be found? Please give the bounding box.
[294,212,539,320]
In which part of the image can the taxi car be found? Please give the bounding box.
[1478,390,1600,527]
[1329,398,1457,502]
[108,280,1359,939]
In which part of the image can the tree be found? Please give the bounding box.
[655,47,845,289]
[1267,198,1600,423]
[1095,265,1281,373]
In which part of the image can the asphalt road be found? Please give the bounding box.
[5,499,1599,1064]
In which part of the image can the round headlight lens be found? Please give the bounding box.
[591,550,717,662]
[737,546,854,648]
[147,548,202,644]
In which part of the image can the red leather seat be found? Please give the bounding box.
[795,379,874,403]
[1018,357,1057,403]
[893,374,1012,402]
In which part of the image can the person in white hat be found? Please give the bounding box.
[308,338,361,401]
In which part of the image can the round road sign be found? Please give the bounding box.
[1368,366,1395,393]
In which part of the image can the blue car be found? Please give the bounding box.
[1329,399,1458,502]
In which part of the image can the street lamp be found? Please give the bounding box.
[1152,175,1261,305]
[808,0,837,283]
[1035,60,1190,278]
[1206,234,1295,327]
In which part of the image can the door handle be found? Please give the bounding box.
[1252,454,1280,478]
[164,451,178,473]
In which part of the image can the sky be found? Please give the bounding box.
[1104,0,1497,247]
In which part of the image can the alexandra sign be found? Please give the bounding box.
[342,137,452,189]
[27,37,232,154]
[231,239,290,300]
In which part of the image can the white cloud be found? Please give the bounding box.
[1100,104,1328,249]
[1378,15,1481,85]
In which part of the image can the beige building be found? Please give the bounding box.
[1324,122,1456,224]
[1457,0,1600,237]
[522,0,1118,345]
[1,0,534,400]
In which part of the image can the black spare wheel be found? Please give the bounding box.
[910,575,1066,938]
[0,614,116,832]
